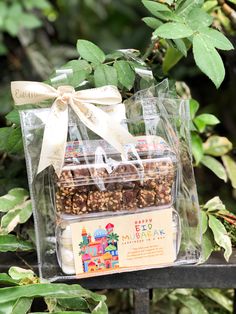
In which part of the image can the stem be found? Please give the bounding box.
[142,41,156,61]
[16,252,34,272]
[218,0,236,28]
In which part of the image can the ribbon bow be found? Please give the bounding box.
[11,81,135,176]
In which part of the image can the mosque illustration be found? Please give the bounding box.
[79,223,119,272]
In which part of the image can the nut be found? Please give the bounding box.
[72,193,88,214]
[137,189,155,208]
[87,191,109,212]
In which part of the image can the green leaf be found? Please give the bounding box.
[198,27,234,51]
[7,3,22,18]
[1,201,32,234]
[194,113,220,132]
[191,133,203,164]
[178,295,209,314]
[60,60,92,87]
[200,289,233,312]
[76,40,105,64]
[105,51,123,61]
[94,64,118,87]
[153,22,194,39]
[0,195,20,212]
[193,33,225,88]
[0,300,16,314]
[114,60,135,90]
[142,17,162,29]
[142,1,172,16]
[150,10,181,22]
[173,38,187,56]
[187,8,213,30]
[0,298,33,314]
[0,274,19,286]
[203,136,232,156]
[0,127,23,154]
[0,188,29,213]
[21,14,42,29]
[208,214,232,261]
[8,188,29,200]
[204,196,226,212]
[4,18,19,37]
[31,0,51,9]
[202,0,218,12]
[8,267,35,281]
[11,297,33,314]
[201,229,215,262]
[176,0,204,17]
[58,298,88,310]
[222,155,236,189]
[67,71,88,88]
[91,300,108,314]
[6,110,20,125]
[189,99,199,119]
[29,311,88,314]
[0,284,106,304]
[0,3,7,28]
[0,235,33,252]
[201,210,208,234]
[62,60,92,74]
[162,47,183,73]
[152,289,169,303]
[201,155,227,182]
[3,3,22,36]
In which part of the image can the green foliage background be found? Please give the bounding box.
[0,0,236,313]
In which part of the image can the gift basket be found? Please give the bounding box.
[11,59,201,281]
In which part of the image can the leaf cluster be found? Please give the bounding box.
[152,287,233,313]
[190,99,236,188]
[142,0,234,87]
[57,40,137,92]
[0,0,51,55]
[0,267,108,314]
[0,188,33,253]
[201,196,234,262]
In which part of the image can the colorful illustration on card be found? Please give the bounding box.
[79,223,119,273]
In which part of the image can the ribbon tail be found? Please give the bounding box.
[37,101,68,176]
[70,100,136,158]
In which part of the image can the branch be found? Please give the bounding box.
[218,0,236,28]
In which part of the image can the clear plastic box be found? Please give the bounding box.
[18,80,201,281]
[53,136,177,217]
[56,208,181,276]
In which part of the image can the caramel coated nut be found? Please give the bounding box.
[137,189,155,208]
[72,193,87,214]
[107,191,122,211]
[155,183,172,206]
[58,170,75,196]
[111,163,138,181]
[122,189,138,211]
[56,157,175,214]
[87,191,109,212]
[56,192,72,213]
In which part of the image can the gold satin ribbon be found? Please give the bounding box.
[11,81,135,176]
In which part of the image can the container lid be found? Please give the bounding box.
[57,136,176,188]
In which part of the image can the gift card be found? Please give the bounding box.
[71,208,175,277]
